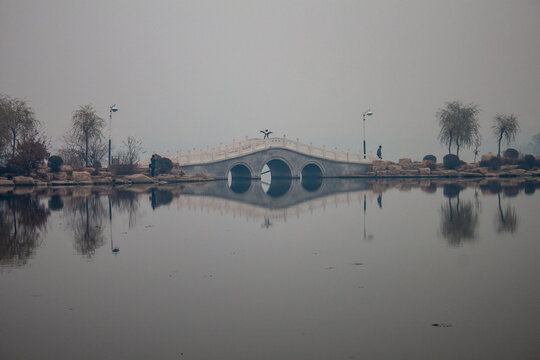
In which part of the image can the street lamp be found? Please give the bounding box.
[362,109,373,159]
[108,104,118,167]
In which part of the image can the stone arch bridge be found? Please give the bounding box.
[173,136,375,180]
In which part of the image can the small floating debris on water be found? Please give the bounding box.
[325,266,334,270]
[112,248,120,253]
[121,231,127,234]
[432,323,452,327]
[353,262,363,266]
[144,225,155,228]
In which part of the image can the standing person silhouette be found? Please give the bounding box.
[260,129,272,139]
[377,145,382,159]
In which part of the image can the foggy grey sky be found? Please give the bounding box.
[1,0,539,161]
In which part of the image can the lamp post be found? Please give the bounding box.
[108,104,118,167]
[362,109,373,159]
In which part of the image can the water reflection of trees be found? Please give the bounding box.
[496,191,518,234]
[63,194,106,258]
[0,195,50,266]
[109,189,139,228]
[439,184,479,246]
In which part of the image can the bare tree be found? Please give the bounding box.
[437,101,480,158]
[492,114,519,157]
[118,136,143,165]
[0,95,39,161]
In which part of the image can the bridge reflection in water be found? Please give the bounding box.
[177,178,372,224]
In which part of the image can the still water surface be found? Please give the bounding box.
[1,179,539,360]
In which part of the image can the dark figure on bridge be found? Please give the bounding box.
[260,129,272,139]
[377,145,382,159]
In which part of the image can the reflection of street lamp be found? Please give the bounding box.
[362,109,373,159]
[109,197,119,254]
[108,104,118,167]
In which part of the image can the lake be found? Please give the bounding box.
[1,178,539,360]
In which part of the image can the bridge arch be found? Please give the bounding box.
[261,156,295,179]
[228,162,253,179]
[301,162,324,178]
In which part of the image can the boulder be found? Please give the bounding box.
[51,180,74,186]
[0,179,15,186]
[388,165,402,172]
[481,154,497,162]
[418,167,431,175]
[93,177,113,185]
[53,172,68,181]
[398,158,412,166]
[72,171,92,182]
[156,174,177,182]
[13,176,35,185]
[125,174,155,184]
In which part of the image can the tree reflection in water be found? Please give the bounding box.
[0,194,50,266]
[496,191,518,234]
[439,183,479,246]
[109,189,139,228]
[63,194,106,258]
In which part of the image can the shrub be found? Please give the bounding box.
[8,132,50,175]
[422,154,437,163]
[488,156,501,170]
[110,164,137,175]
[48,155,63,172]
[156,157,173,175]
[442,154,460,170]
[503,148,519,159]
[522,154,536,169]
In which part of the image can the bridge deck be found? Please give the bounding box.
[169,136,376,166]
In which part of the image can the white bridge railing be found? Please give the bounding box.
[169,136,376,165]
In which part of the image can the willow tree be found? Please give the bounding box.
[63,104,105,167]
[437,101,480,159]
[492,114,519,157]
[0,95,39,161]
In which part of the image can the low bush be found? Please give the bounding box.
[48,155,63,172]
[520,154,536,170]
[422,154,437,163]
[488,156,501,170]
[110,164,138,175]
[503,148,519,159]
[442,154,460,170]
[156,157,173,175]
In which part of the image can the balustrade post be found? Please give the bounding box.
[334,147,337,160]
[296,138,299,151]
[309,142,313,154]
[322,145,326,157]
[283,134,287,146]
[347,149,350,162]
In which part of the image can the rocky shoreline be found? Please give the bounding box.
[1,156,540,189]
[354,157,540,179]
[0,164,209,189]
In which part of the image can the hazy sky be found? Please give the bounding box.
[1,0,539,161]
